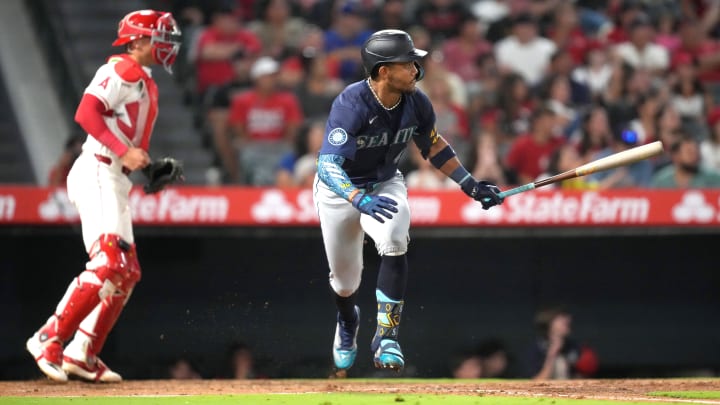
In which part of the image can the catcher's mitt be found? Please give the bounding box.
[142,157,184,194]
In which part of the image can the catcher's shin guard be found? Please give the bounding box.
[371,290,405,371]
[29,234,139,381]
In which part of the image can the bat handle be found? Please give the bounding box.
[482,183,535,203]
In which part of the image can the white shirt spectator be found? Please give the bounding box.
[700,140,720,172]
[572,64,613,96]
[614,42,669,71]
[495,36,556,85]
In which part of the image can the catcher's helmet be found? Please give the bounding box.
[112,10,182,74]
[361,29,428,81]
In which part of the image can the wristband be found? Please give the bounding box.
[429,145,456,169]
[449,165,472,185]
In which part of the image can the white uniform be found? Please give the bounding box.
[67,54,158,252]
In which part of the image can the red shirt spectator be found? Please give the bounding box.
[194,9,261,94]
[228,91,303,141]
[505,107,565,184]
[440,16,492,83]
[675,22,720,83]
[228,57,303,142]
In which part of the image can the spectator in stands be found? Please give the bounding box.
[546,2,594,66]
[655,103,683,153]
[425,74,470,155]
[604,0,646,45]
[440,14,492,88]
[414,0,472,43]
[654,10,681,52]
[292,45,344,120]
[523,307,598,380]
[470,133,507,187]
[248,0,307,60]
[279,24,340,88]
[405,143,456,190]
[505,106,564,185]
[627,90,662,144]
[651,133,720,188]
[495,13,557,86]
[369,0,407,31]
[205,52,256,184]
[674,19,720,86]
[574,105,612,163]
[48,133,84,187]
[324,2,373,83]
[573,43,613,100]
[483,73,535,148]
[588,128,653,188]
[192,6,262,96]
[276,118,325,188]
[167,357,202,380]
[670,52,712,127]
[228,57,304,184]
[541,73,580,138]
[613,13,669,75]
[701,108,720,172]
[547,50,592,107]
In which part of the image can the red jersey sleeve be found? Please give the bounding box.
[74,94,129,157]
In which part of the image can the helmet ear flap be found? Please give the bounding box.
[414,61,424,81]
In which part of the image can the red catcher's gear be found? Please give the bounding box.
[111,9,181,73]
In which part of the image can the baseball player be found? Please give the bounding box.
[314,29,504,372]
[25,10,182,382]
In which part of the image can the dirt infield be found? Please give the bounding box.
[1,379,719,402]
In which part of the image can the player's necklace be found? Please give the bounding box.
[367,79,402,111]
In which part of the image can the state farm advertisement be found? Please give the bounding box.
[0,186,719,227]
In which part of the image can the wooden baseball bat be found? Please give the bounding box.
[488,141,664,200]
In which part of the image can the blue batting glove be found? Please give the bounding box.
[351,193,398,223]
[461,179,504,210]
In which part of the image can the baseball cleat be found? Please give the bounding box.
[373,338,404,371]
[62,339,122,382]
[26,332,68,382]
[333,306,360,370]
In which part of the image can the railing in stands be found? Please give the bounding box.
[24,0,85,122]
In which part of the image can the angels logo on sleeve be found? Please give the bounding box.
[328,128,348,146]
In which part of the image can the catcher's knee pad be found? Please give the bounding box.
[86,234,141,293]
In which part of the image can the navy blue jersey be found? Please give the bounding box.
[320,79,437,187]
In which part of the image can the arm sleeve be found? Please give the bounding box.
[74,93,129,157]
[317,153,358,201]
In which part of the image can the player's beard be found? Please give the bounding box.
[387,72,416,94]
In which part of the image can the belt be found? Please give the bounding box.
[95,154,131,175]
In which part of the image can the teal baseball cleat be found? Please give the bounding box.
[333,306,360,370]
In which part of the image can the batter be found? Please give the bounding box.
[314,29,504,372]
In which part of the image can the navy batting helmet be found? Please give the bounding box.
[361,29,428,81]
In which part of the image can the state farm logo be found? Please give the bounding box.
[38,190,79,221]
[461,192,650,224]
[251,189,319,223]
[0,194,16,220]
[129,189,229,222]
[672,191,715,223]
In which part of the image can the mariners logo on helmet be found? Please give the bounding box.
[328,128,348,146]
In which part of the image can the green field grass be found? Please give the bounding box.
[649,391,720,399]
[0,395,696,405]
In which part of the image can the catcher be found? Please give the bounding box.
[26,10,183,382]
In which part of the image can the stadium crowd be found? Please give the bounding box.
[149,0,720,189]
